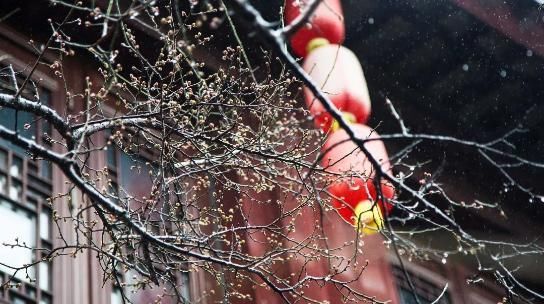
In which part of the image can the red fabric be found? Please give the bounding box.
[303,45,371,131]
[321,124,390,175]
[321,124,395,222]
[329,179,395,224]
[284,0,345,57]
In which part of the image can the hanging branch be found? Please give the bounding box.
[0,1,543,303]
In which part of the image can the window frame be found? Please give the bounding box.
[389,258,452,304]
[0,26,59,304]
[0,91,55,304]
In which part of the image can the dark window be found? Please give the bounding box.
[393,265,451,304]
[0,70,53,304]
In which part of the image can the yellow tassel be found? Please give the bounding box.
[353,200,384,235]
[330,112,357,132]
[306,37,330,54]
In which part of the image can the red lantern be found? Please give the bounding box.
[321,124,390,176]
[303,44,371,132]
[284,0,345,58]
[321,124,394,233]
[328,178,395,224]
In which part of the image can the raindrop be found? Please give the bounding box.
[526,49,533,57]
[499,70,507,78]
[368,17,374,25]
[441,258,447,264]
[462,64,469,71]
